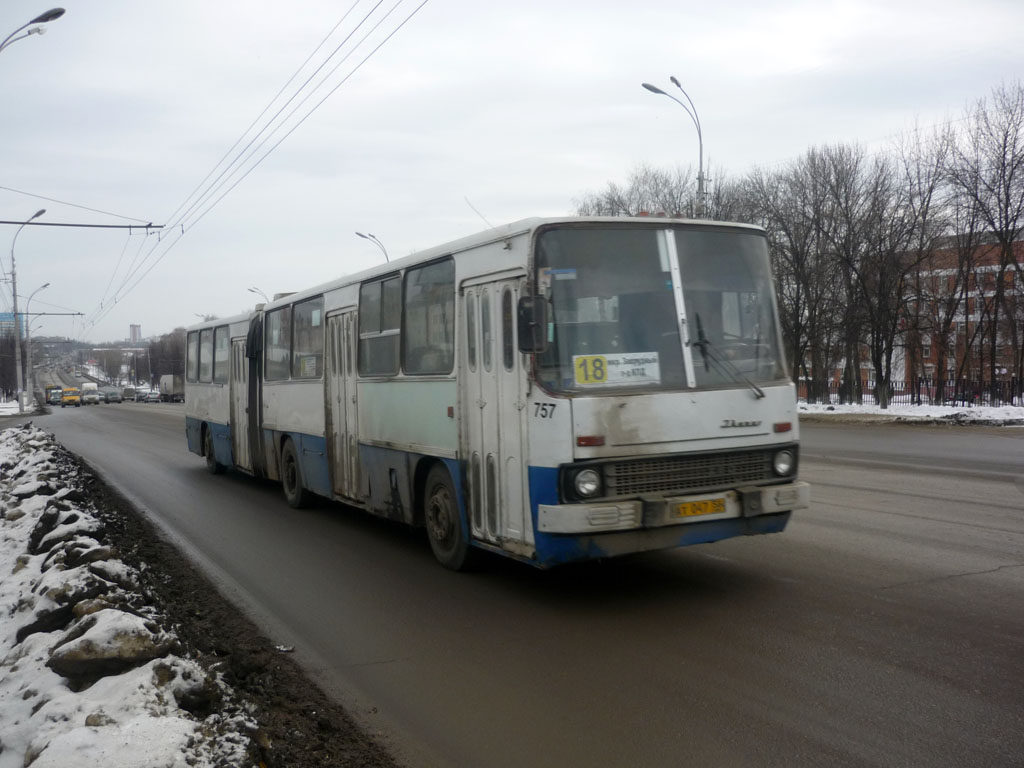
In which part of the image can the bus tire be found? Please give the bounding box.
[424,464,474,571]
[204,427,225,475]
[281,439,311,509]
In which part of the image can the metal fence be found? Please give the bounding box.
[801,377,1024,407]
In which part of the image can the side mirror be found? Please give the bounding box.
[517,296,548,354]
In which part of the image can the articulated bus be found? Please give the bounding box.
[185,216,809,569]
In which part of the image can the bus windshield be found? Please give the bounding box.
[534,224,786,395]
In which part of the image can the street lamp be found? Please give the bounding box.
[642,78,706,218]
[355,232,389,262]
[248,287,270,303]
[0,8,65,54]
[24,282,50,403]
[10,208,45,413]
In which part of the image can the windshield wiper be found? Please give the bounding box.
[693,314,711,372]
[692,314,766,399]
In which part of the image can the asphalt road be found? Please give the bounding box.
[25,404,1024,768]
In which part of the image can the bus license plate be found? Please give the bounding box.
[676,498,726,518]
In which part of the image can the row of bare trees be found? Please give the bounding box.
[575,82,1024,407]
[90,328,186,387]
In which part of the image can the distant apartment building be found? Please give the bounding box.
[130,324,142,343]
[902,239,1024,383]
[0,312,27,336]
[799,238,1022,401]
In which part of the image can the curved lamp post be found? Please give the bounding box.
[24,282,50,403]
[0,8,65,54]
[355,232,389,262]
[10,208,45,412]
[642,78,705,218]
[247,286,270,303]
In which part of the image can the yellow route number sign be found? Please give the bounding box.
[572,352,661,388]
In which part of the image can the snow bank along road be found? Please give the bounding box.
[0,424,256,767]
[0,423,400,768]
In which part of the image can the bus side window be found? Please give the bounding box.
[292,297,324,380]
[466,293,477,372]
[403,258,454,375]
[481,290,492,372]
[265,307,291,381]
[359,276,401,376]
[502,288,514,371]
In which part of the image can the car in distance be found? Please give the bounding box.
[144,390,162,403]
[121,387,136,402]
[47,389,63,406]
[103,389,123,403]
[61,388,81,408]
[135,389,150,402]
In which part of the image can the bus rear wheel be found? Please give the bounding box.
[281,439,311,509]
[424,464,474,571]
[204,427,225,475]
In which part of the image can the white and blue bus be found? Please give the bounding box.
[185,216,809,569]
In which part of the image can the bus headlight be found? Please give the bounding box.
[574,468,602,498]
[773,450,795,476]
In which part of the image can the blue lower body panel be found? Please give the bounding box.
[185,416,232,468]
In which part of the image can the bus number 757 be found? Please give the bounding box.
[534,403,557,419]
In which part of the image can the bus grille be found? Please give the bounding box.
[603,450,775,497]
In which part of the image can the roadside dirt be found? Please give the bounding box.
[78,452,401,768]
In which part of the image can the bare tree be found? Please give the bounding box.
[148,327,187,379]
[0,334,15,400]
[897,124,952,400]
[574,163,697,217]
[97,348,124,385]
[745,155,844,399]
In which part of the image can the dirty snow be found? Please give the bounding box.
[798,401,1024,424]
[0,424,257,768]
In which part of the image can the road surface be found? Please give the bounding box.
[30,404,1024,767]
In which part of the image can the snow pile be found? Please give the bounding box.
[799,401,1024,425]
[0,424,258,768]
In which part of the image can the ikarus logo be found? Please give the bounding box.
[721,419,762,429]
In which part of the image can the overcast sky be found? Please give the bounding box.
[2,0,1021,344]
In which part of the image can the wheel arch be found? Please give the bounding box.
[412,456,444,528]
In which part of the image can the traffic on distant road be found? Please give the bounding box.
[35,364,185,410]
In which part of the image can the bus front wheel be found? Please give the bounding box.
[424,464,474,571]
[281,439,311,509]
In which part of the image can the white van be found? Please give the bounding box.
[81,382,100,405]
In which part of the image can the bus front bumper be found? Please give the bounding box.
[537,481,810,534]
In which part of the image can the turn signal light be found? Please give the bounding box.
[576,435,605,447]
[773,422,792,433]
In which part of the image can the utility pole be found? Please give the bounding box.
[10,209,45,412]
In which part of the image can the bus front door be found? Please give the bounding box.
[327,311,360,501]
[461,278,528,552]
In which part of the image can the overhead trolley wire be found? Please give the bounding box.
[84,0,432,331]
[0,184,154,224]
[83,0,394,332]
[177,0,407,233]
[91,0,402,324]
[162,0,366,229]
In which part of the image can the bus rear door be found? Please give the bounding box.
[326,311,361,500]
